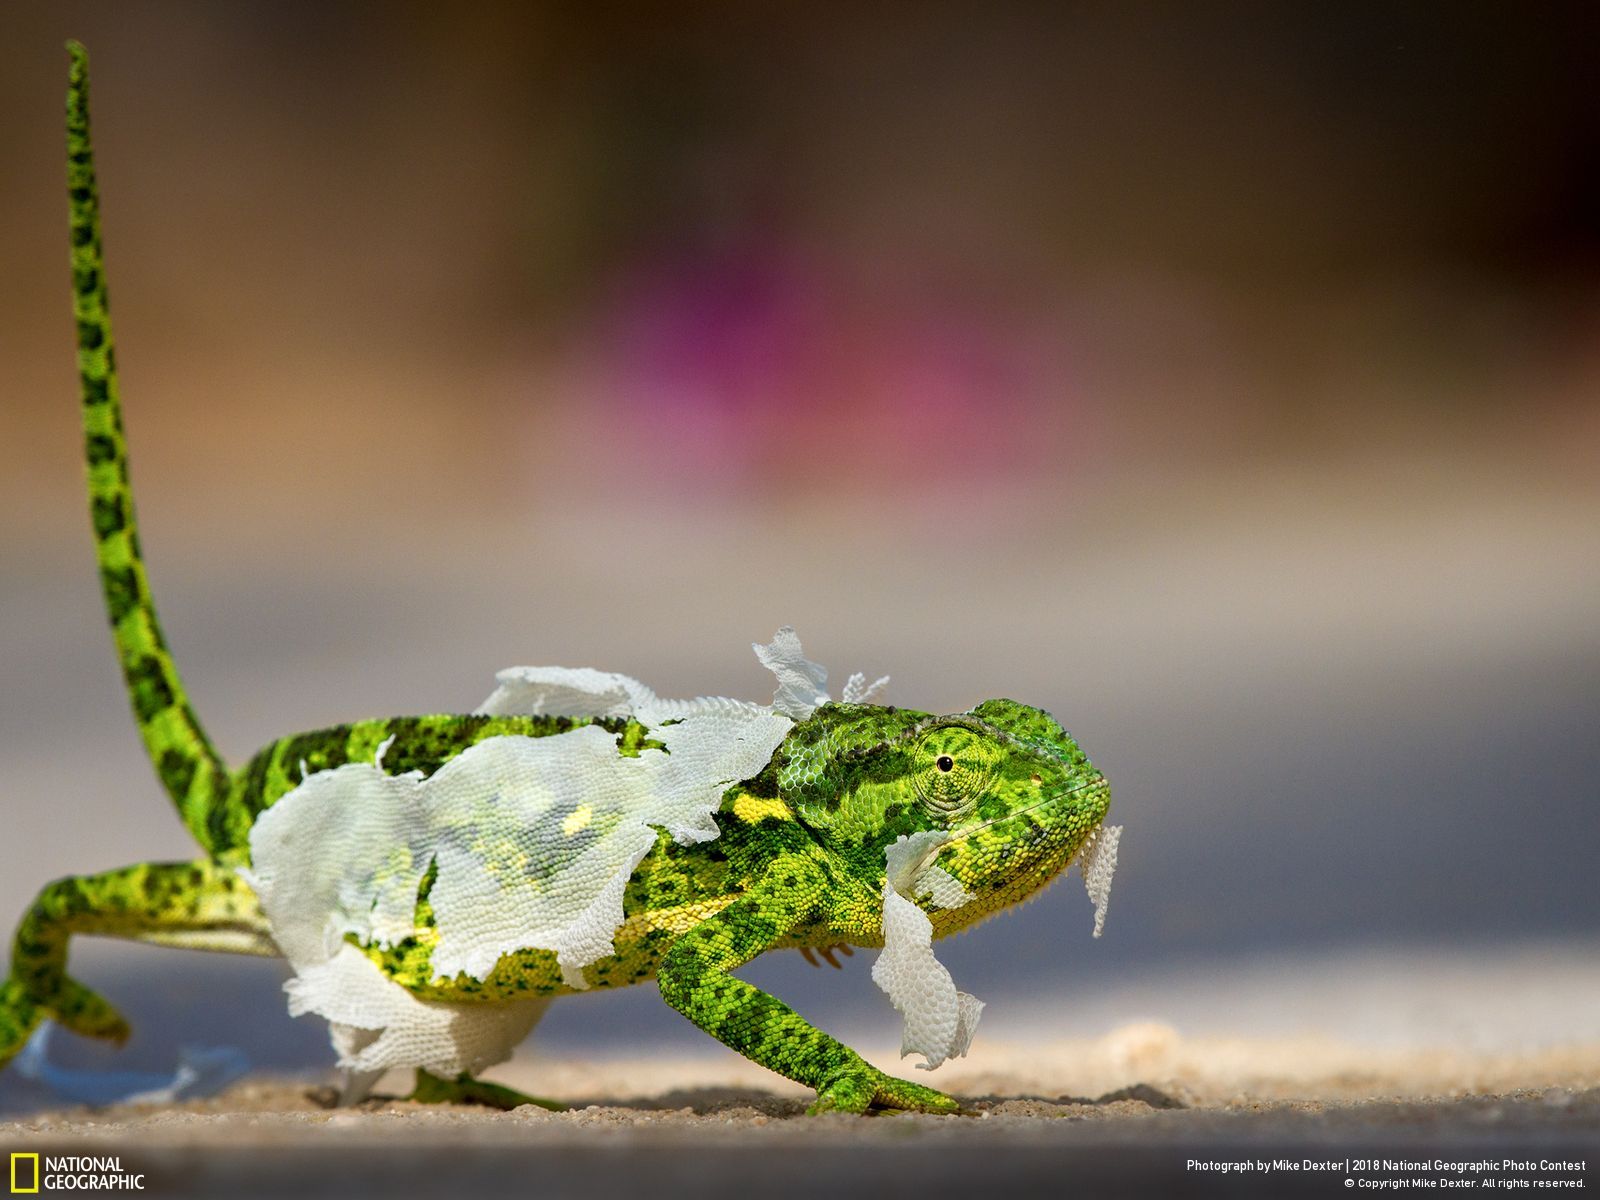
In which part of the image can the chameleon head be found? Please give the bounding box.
[778,698,1110,925]
[919,700,1110,922]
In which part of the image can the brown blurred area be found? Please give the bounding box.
[2,1,1596,543]
[0,2,1597,1088]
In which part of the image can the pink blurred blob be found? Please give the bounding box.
[549,230,1092,503]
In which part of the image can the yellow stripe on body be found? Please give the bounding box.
[732,794,793,824]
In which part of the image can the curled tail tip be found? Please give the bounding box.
[66,39,88,74]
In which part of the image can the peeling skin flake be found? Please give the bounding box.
[474,666,658,719]
[841,671,891,704]
[476,666,769,726]
[1079,823,1122,938]
[871,832,983,1070]
[753,625,830,719]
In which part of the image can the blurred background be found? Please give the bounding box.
[1,2,1596,1109]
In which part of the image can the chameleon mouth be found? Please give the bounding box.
[942,774,1109,846]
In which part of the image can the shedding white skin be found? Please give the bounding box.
[871,831,984,1071]
[840,671,891,705]
[245,628,876,1080]
[753,626,831,719]
[873,819,1124,1070]
[1078,823,1122,938]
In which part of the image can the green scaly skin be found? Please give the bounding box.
[0,44,1113,1117]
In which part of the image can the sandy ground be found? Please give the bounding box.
[3,1029,1595,1198]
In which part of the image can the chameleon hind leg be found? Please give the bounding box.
[408,1068,566,1112]
[327,995,564,1111]
[0,859,272,1071]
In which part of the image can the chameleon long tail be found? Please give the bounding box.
[67,42,230,853]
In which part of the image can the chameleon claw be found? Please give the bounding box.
[800,943,854,969]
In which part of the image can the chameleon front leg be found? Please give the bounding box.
[656,852,961,1115]
[0,859,272,1070]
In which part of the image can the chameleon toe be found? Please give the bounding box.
[870,1073,963,1114]
[808,1069,879,1115]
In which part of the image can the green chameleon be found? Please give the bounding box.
[0,43,1120,1117]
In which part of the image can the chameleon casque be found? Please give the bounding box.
[0,44,1122,1116]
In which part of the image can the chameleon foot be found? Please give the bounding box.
[36,978,131,1043]
[0,978,42,1071]
[0,974,128,1072]
[408,1068,567,1112]
[808,1064,962,1115]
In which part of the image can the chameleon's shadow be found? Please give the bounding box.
[313,1080,1184,1117]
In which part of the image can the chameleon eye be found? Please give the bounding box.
[913,726,993,820]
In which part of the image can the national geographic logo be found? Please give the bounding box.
[8,1155,36,1195]
[9,1155,145,1192]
